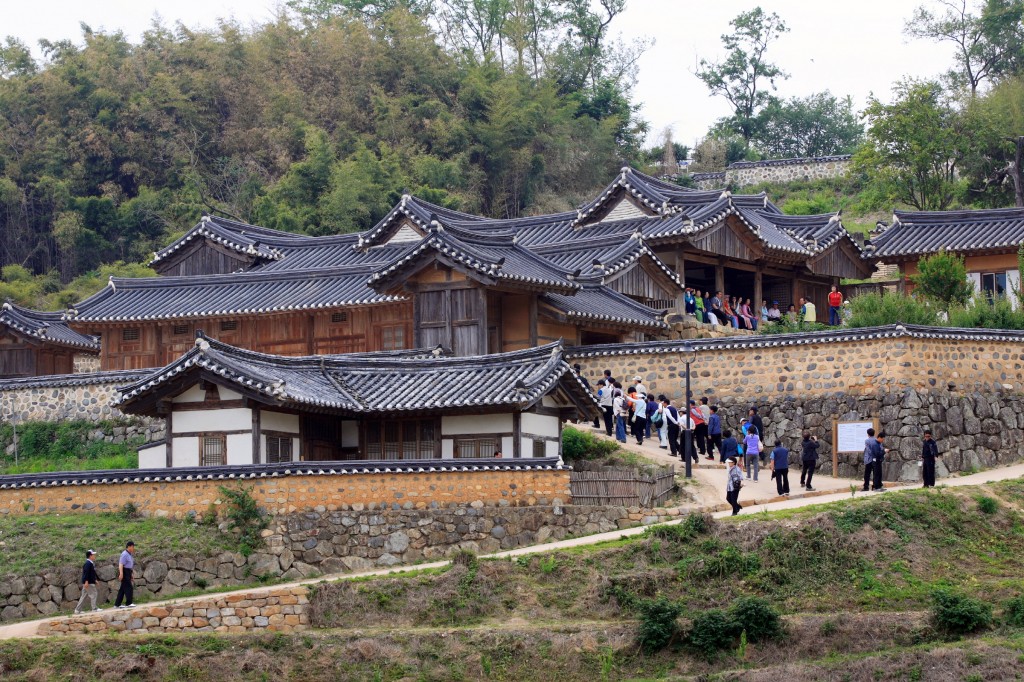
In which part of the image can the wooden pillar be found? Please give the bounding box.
[513,412,522,459]
[674,251,687,312]
[715,262,725,295]
[754,265,763,308]
[161,403,173,468]
[251,403,261,464]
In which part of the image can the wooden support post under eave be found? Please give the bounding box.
[715,262,725,294]
[674,251,687,311]
[251,403,261,465]
[513,412,522,458]
[163,404,174,468]
[754,265,763,309]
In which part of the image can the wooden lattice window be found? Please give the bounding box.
[220,320,239,332]
[122,328,140,342]
[454,436,498,459]
[265,434,293,464]
[532,439,546,458]
[172,324,189,336]
[200,434,225,467]
[379,325,405,351]
[364,419,438,460]
[331,312,348,324]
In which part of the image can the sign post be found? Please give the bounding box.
[831,418,880,478]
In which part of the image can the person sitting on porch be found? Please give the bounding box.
[800,296,817,325]
[768,301,782,323]
[741,298,758,331]
[684,288,697,318]
[787,304,798,322]
[760,299,769,325]
[721,296,739,328]
[694,290,706,323]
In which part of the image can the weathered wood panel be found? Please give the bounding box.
[689,220,760,262]
[154,240,253,277]
[569,465,675,506]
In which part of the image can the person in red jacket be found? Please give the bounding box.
[828,285,844,326]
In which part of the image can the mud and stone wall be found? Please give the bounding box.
[10,502,683,623]
[573,329,1024,481]
[691,155,852,190]
[0,372,152,423]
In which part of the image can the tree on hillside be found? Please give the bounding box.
[753,92,864,158]
[695,7,789,144]
[905,0,1024,96]
[912,248,973,308]
[962,75,1024,206]
[286,0,432,22]
[853,80,971,210]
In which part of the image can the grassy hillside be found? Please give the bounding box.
[2,480,1024,680]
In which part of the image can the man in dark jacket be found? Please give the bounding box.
[720,429,738,464]
[921,430,940,487]
[800,432,820,491]
[863,428,881,492]
[749,407,765,462]
[73,550,100,614]
[769,440,791,496]
[707,405,723,460]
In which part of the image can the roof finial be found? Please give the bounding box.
[108,275,116,292]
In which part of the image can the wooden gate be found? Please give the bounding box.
[570,465,676,507]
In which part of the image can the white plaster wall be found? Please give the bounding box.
[173,408,251,433]
[226,433,253,465]
[172,385,205,403]
[173,437,199,467]
[501,436,514,457]
[220,387,242,400]
[545,440,560,458]
[442,414,513,435]
[138,443,166,468]
[342,421,358,448]
[519,437,533,457]
[521,413,559,438]
[441,439,454,459]
[262,411,300,433]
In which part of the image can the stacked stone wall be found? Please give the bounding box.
[690,155,851,190]
[38,586,310,636]
[72,354,101,374]
[574,334,1024,480]
[0,469,572,518]
[0,377,152,424]
[9,502,680,623]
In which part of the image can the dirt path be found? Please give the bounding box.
[2,459,1022,641]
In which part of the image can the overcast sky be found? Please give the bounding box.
[6,0,955,149]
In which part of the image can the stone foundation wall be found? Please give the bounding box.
[73,354,101,374]
[38,586,310,636]
[690,155,851,190]
[11,502,681,623]
[0,469,572,518]
[0,372,152,423]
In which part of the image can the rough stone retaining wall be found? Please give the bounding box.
[690,155,852,190]
[0,469,572,518]
[573,328,1024,480]
[11,502,681,623]
[0,371,154,423]
[38,586,309,636]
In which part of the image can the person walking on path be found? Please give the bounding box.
[862,428,879,492]
[799,431,820,491]
[613,385,628,443]
[73,550,101,614]
[921,430,940,487]
[770,440,791,497]
[625,387,646,446]
[662,397,681,457]
[707,405,723,460]
[743,427,762,481]
[646,393,659,440]
[690,400,707,457]
[115,541,136,609]
[698,398,712,459]
[651,396,668,448]
[720,429,739,464]
[748,407,765,462]
[597,380,614,437]
[726,457,744,515]
[828,285,844,326]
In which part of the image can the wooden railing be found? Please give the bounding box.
[570,465,676,507]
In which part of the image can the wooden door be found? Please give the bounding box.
[415,287,485,356]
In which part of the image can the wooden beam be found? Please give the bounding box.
[513,412,522,458]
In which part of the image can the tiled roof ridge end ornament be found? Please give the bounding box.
[108,275,116,292]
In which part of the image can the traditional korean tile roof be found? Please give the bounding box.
[357,195,485,248]
[116,336,597,417]
[0,369,149,391]
[532,234,682,289]
[150,215,288,267]
[868,207,1024,260]
[367,223,581,294]
[66,266,405,322]
[0,457,566,490]
[541,284,670,329]
[0,302,99,350]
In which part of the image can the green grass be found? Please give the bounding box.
[0,513,236,576]
[0,420,142,474]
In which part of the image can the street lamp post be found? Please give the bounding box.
[679,346,697,479]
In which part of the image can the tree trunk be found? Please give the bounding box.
[1012,136,1024,208]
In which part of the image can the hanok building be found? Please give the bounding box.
[0,302,98,377]
[6,168,870,377]
[867,207,1024,300]
[116,335,597,467]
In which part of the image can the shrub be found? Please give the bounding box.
[729,596,783,642]
[846,291,941,328]
[637,596,683,652]
[976,496,999,515]
[948,293,1024,330]
[758,318,831,335]
[930,589,993,634]
[686,608,738,660]
[1004,595,1024,628]
[218,485,269,556]
[912,249,972,309]
[561,426,619,462]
